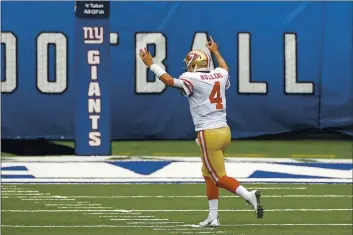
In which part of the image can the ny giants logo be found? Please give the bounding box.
[83,26,103,147]
[83,26,103,44]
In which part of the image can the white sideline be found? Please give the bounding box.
[58,207,113,209]
[2,194,50,196]
[3,178,352,183]
[127,222,184,224]
[2,208,352,213]
[2,224,352,228]
[21,199,75,201]
[84,212,141,215]
[3,156,352,163]
[110,218,169,221]
[1,191,39,193]
[4,194,352,199]
[153,228,215,231]
[247,187,307,189]
[45,204,100,206]
[99,216,155,218]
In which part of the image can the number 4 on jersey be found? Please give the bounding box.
[209,81,223,109]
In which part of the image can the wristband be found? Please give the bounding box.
[150,64,166,78]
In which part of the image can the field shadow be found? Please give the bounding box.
[1,139,75,156]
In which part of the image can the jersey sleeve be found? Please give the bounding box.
[178,73,195,97]
[215,67,230,90]
[225,76,231,90]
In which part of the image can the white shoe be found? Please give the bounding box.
[199,215,220,227]
[246,190,264,219]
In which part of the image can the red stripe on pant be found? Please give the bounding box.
[199,130,220,183]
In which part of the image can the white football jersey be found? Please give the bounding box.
[179,67,230,132]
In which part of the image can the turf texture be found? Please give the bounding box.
[2,183,352,235]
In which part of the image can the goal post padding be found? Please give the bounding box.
[74,1,111,155]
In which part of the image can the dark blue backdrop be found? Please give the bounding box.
[2,1,353,140]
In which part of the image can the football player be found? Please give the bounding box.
[138,36,264,227]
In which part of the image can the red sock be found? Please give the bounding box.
[216,176,240,193]
[204,176,219,200]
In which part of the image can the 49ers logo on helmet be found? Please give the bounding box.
[188,53,200,61]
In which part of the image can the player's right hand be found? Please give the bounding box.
[206,36,218,53]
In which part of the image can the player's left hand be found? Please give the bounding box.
[138,48,153,68]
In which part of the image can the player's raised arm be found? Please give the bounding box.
[138,48,188,91]
[206,36,229,72]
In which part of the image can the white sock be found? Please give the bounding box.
[209,199,218,219]
[235,185,251,201]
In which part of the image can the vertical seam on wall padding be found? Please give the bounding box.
[317,2,327,129]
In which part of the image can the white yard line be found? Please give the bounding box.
[127,222,184,224]
[2,187,37,190]
[2,224,352,228]
[247,187,307,190]
[221,224,353,227]
[154,229,217,233]
[3,178,352,183]
[44,202,90,206]
[2,193,49,195]
[45,204,100,207]
[2,208,352,213]
[6,194,351,199]
[263,195,353,198]
[170,232,193,234]
[84,212,141,215]
[2,193,50,196]
[154,228,214,231]
[21,199,75,201]
[2,194,48,197]
[1,191,39,193]
[92,194,351,198]
[58,207,113,209]
[110,218,169,221]
[170,232,217,234]
[99,216,155,218]
[128,209,353,212]
[174,232,224,235]
[3,155,352,163]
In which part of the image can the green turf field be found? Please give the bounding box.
[2,184,352,235]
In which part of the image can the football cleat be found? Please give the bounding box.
[246,190,264,219]
[199,215,220,227]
